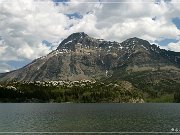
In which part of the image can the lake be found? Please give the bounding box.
[0,103,180,134]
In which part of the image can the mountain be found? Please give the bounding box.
[0,32,180,82]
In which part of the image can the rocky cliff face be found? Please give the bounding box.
[1,32,180,82]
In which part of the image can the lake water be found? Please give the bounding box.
[0,103,180,134]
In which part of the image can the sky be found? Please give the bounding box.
[0,0,180,73]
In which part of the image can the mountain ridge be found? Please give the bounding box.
[0,32,180,82]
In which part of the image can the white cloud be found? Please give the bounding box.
[167,41,180,52]
[94,0,180,42]
[0,0,180,72]
[0,0,72,61]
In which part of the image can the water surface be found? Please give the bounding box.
[0,103,180,133]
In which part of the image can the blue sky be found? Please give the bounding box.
[173,18,180,29]
[7,59,32,70]
[156,38,178,46]
[0,0,180,73]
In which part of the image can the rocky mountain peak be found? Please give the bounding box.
[69,32,88,38]
[65,32,88,41]
[57,32,90,51]
[121,37,151,47]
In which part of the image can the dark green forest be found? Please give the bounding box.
[0,80,143,103]
[110,70,180,103]
[0,77,180,103]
